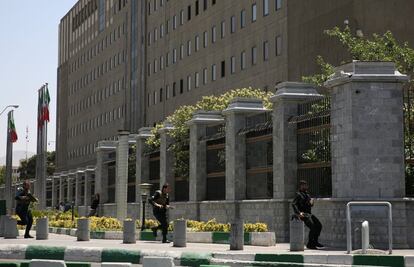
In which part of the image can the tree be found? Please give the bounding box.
[18,151,56,180]
[0,166,5,185]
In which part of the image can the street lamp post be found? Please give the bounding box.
[0,105,19,117]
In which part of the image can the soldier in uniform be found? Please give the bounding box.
[15,180,37,238]
[149,183,172,243]
[292,180,323,249]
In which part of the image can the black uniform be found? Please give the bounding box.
[292,191,322,248]
[15,187,34,238]
[88,198,99,217]
[149,190,169,242]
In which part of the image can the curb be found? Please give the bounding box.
[0,245,412,266]
[48,227,276,246]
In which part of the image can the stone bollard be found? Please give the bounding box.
[0,215,6,237]
[290,217,304,251]
[77,218,90,241]
[36,217,49,240]
[123,219,136,244]
[4,215,18,239]
[173,219,187,247]
[230,219,244,250]
[102,263,132,267]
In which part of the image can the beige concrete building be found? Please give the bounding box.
[57,0,414,173]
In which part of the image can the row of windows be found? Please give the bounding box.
[70,49,126,97]
[148,0,216,16]
[68,134,120,160]
[69,105,126,139]
[70,77,125,117]
[148,36,282,106]
[148,0,281,47]
[70,22,126,77]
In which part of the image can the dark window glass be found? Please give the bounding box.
[187,5,192,20]
[221,60,225,77]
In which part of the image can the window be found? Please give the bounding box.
[148,63,151,76]
[154,28,158,42]
[160,56,164,70]
[173,15,177,29]
[252,46,257,65]
[203,68,208,84]
[153,91,157,105]
[231,56,236,74]
[263,41,269,61]
[154,0,157,11]
[211,64,217,81]
[204,0,208,10]
[241,10,246,28]
[195,1,199,15]
[276,0,282,10]
[203,31,208,48]
[221,60,225,77]
[148,32,152,46]
[231,16,236,33]
[212,0,216,4]
[173,48,177,63]
[195,72,200,88]
[173,82,176,97]
[166,19,170,34]
[161,0,164,7]
[195,35,200,51]
[188,5,192,20]
[187,40,192,56]
[212,26,217,43]
[252,3,257,22]
[154,59,158,73]
[159,88,163,102]
[187,75,192,91]
[263,0,269,16]
[166,52,170,66]
[241,51,246,70]
[180,44,184,59]
[276,35,282,56]
[180,10,184,25]
[166,84,170,100]
[220,21,225,39]
[180,79,184,94]
[160,24,164,38]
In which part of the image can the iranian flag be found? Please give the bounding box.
[37,88,44,128]
[9,113,18,143]
[42,86,50,122]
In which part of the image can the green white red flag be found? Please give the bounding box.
[38,85,50,128]
[8,112,17,143]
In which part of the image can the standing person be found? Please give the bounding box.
[15,180,37,238]
[88,193,100,217]
[292,180,323,250]
[149,183,173,243]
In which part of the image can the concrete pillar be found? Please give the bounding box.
[116,130,130,221]
[173,219,187,247]
[158,122,175,200]
[222,98,268,200]
[187,111,224,201]
[51,174,59,208]
[95,141,117,204]
[36,217,49,240]
[230,219,244,250]
[84,166,95,206]
[290,218,304,251]
[77,218,90,241]
[135,128,153,204]
[123,219,136,244]
[59,173,65,204]
[68,172,76,203]
[75,169,84,207]
[270,82,322,199]
[4,215,18,239]
[325,61,408,198]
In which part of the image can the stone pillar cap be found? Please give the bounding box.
[96,140,117,151]
[223,97,267,115]
[85,165,96,172]
[158,121,175,133]
[271,82,322,103]
[187,110,224,125]
[118,130,130,136]
[76,168,86,174]
[325,61,409,88]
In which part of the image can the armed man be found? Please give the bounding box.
[15,180,38,238]
[149,183,173,243]
[292,180,323,250]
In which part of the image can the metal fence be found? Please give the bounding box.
[404,83,414,196]
[290,96,332,197]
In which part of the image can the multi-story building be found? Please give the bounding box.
[56,0,414,170]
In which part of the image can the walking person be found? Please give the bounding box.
[15,180,37,238]
[149,183,173,243]
[88,193,100,217]
[292,180,323,249]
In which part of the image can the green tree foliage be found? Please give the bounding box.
[303,26,414,85]
[18,151,56,180]
[0,166,5,185]
[145,88,273,178]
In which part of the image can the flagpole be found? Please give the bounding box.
[5,110,13,215]
[35,86,42,208]
[41,83,49,209]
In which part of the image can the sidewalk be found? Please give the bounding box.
[0,232,413,266]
